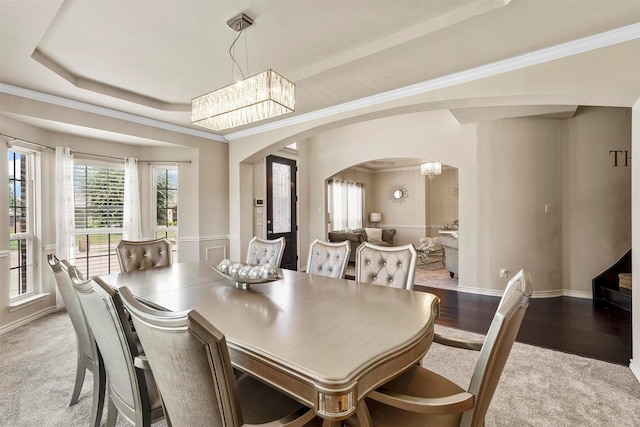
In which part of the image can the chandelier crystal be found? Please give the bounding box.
[420,161,442,180]
[191,69,295,131]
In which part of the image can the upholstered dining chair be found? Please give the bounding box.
[246,236,286,267]
[116,237,172,272]
[355,242,418,290]
[349,269,533,427]
[118,286,317,427]
[47,254,105,427]
[69,268,164,427]
[306,239,350,279]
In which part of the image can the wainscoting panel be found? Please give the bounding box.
[179,235,229,264]
[205,245,227,265]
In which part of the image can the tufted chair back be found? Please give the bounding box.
[355,242,417,290]
[306,239,351,279]
[246,236,286,267]
[116,238,172,273]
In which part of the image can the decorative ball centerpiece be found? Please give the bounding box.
[214,259,280,289]
[249,265,262,279]
[218,259,233,274]
[228,262,244,277]
[237,265,252,279]
[260,263,278,280]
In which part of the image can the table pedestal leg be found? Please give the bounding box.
[320,402,372,427]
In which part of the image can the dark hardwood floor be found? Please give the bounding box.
[414,285,632,366]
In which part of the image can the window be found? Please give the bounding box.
[152,166,178,258]
[8,148,37,299]
[73,160,124,277]
[327,179,364,231]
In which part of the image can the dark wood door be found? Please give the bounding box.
[266,155,297,270]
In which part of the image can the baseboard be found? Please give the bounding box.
[456,287,592,299]
[0,306,60,336]
[560,289,592,299]
[630,359,640,384]
[456,286,504,297]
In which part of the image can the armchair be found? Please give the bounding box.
[47,254,105,427]
[69,269,164,426]
[439,235,459,278]
[118,286,316,426]
[349,269,533,427]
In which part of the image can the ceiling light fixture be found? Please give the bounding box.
[191,13,295,132]
[420,161,442,180]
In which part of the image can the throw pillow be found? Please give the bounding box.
[364,227,383,242]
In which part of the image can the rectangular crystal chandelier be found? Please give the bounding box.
[191,69,295,131]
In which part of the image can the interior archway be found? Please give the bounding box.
[326,158,458,242]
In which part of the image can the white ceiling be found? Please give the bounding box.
[1,0,639,143]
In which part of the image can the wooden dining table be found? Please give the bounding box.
[99,261,440,425]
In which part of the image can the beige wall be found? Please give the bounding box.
[303,110,479,287]
[476,117,564,294]
[299,107,630,298]
[563,107,632,294]
[370,167,426,246]
[0,116,228,332]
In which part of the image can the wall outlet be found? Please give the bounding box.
[500,268,508,278]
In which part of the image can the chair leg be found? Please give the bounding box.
[70,350,86,405]
[106,395,117,427]
[90,359,106,427]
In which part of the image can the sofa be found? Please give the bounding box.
[438,235,459,278]
[328,228,396,263]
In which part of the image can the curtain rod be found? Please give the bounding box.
[2,134,191,164]
[1,133,51,150]
[73,151,191,164]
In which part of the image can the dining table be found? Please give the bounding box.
[99,261,440,426]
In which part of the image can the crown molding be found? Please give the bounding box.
[0,83,227,143]
[2,23,638,144]
[226,22,640,140]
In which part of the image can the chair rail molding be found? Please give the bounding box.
[179,235,228,242]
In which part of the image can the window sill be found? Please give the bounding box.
[9,293,50,312]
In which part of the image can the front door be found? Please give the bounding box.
[266,155,297,270]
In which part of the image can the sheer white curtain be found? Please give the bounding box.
[55,147,75,263]
[123,157,142,240]
[328,179,364,231]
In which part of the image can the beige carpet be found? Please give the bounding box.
[2,311,639,426]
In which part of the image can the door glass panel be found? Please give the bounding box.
[271,162,291,234]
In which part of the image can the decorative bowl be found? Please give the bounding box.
[212,263,281,290]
